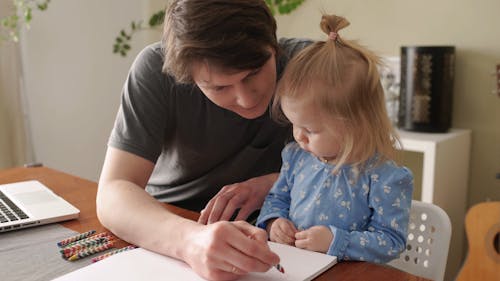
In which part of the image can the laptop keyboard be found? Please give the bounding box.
[0,191,30,223]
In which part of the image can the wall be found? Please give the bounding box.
[16,0,164,180]
[275,0,500,280]
[0,0,31,169]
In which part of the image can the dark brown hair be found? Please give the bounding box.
[273,13,400,171]
[162,0,278,83]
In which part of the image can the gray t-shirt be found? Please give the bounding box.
[109,38,311,211]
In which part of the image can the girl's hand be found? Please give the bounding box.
[267,218,298,245]
[295,225,333,253]
[198,173,278,224]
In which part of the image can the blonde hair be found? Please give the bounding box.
[273,13,400,171]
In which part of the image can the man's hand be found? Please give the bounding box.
[182,220,280,281]
[267,218,298,246]
[198,173,278,224]
[295,225,333,253]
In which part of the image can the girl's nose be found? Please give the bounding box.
[294,128,308,144]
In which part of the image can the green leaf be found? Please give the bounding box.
[25,8,32,22]
[1,0,53,44]
[148,15,158,26]
[37,3,48,10]
[148,11,165,27]
[9,18,18,29]
[1,18,9,27]
[278,5,287,14]
[267,0,305,15]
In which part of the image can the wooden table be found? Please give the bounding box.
[0,166,431,281]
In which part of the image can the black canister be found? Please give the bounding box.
[398,46,455,133]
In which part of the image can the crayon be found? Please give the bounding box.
[63,235,113,248]
[57,230,96,247]
[60,237,115,259]
[275,263,285,274]
[245,234,285,274]
[60,237,110,254]
[61,244,86,258]
[67,241,115,261]
[91,245,137,263]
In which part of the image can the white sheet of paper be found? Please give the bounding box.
[52,242,337,281]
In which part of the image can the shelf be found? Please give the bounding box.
[396,128,471,279]
[397,128,471,203]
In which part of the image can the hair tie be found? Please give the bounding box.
[328,31,338,41]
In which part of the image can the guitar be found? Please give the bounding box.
[456,201,500,281]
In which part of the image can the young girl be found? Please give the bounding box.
[256,14,414,264]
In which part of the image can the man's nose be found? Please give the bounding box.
[234,85,257,108]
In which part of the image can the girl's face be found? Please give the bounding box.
[281,96,344,163]
[191,50,276,120]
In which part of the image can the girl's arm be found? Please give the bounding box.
[255,146,296,229]
[255,171,292,229]
[325,167,414,263]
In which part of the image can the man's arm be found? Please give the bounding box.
[96,147,187,256]
[96,147,279,280]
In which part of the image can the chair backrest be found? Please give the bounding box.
[388,200,452,281]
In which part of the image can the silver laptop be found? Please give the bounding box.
[0,180,79,232]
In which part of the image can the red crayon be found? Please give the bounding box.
[67,241,115,261]
[91,245,137,263]
[275,263,285,273]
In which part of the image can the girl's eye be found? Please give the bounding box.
[303,128,314,134]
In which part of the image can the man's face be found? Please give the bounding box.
[192,50,277,119]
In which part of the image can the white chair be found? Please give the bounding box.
[388,200,452,281]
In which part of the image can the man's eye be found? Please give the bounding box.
[244,68,261,81]
[249,68,261,76]
[213,86,226,92]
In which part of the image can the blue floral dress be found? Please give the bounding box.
[257,142,414,263]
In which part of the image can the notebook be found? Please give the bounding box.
[0,180,80,233]
[53,241,337,281]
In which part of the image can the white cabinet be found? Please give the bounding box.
[397,128,471,280]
